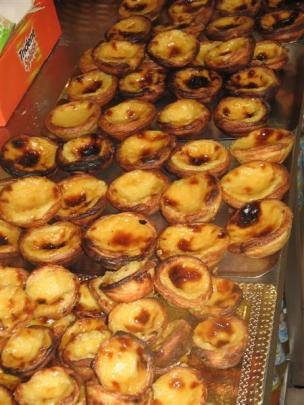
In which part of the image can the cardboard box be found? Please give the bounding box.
[0,0,61,126]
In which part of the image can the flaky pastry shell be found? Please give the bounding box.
[45,100,100,141]
[105,16,152,43]
[99,99,156,141]
[230,127,295,164]
[167,140,230,178]
[116,130,175,171]
[251,40,289,70]
[220,160,289,208]
[0,385,14,404]
[226,199,293,258]
[0,220,21,259]
[156,223,229,269]
[79,48,98,73]
[118,0,165,20]
[193,40,222,67]
[160,173,222,224]
[74,281,102,318]
[206,15,254,40]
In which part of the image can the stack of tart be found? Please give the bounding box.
[0,0,298,403]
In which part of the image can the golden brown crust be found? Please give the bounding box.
[216,0,262,16]
[167,140,230,178]
[107,169,169,215]
[0,135,58,177]
[99,99,157,141]
[204,37,255,74]
[226,199,293,258]
[193,40,222,67]
[0,220,21,259]
[84,212,157,269]
[257,9,304,42]
[86,383,153,405]
[56,174,108,225]
[105,16,152,43]
[168,0,214,25]
[147,30,199,69]
[157,99,210,138]
[206,16,254,40]
[171,67,222,104]
[193,315,248,369]
[225,66,280,99]
[79,48,98,73]
[118,0,165,20]
[45,101,101,141]
[92,40,145,76]
[66,70,117,106]
[57,133,114,172]
[190,277,243,319]
[94,332,154,398]
[251,40,289,70]
[0,385,15,404]
[156,223,229,269]
[74,281,103,318]
[25,265,79,320]
[98,260,155,303]
[119,68,166,102]
[0,176,61,228]
[221,161,290,208]
[0,266,29,288]
[19,222,83,266]
[229,127,295,164]
[214,97,270,136]
[116,130,175,171]
[155,255,212,309]
[88,277,117,314]
[160,173,222,224]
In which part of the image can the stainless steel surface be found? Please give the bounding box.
[1,0,304,403]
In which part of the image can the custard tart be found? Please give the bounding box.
[156,223,229,269]
[86,383,153,405]
[257,9,304,42]
[153,22,204,37]
[99,99,156,141]
[0,367,21,392]
[79,48,98,73]
[190,277,243,319]
[0,326,54,377]
[171,67,222,104]
[0,220,20,259]
[57,133,114,172]
[105,16,152,43]
[167,140,230,178]
[15,367,80,405]
[119,68,166,102]
[56,174,108,225]
[214,97,269,136]
[147,29,199,68]
[117,130,175,171]
[155,255,212,309]
[108,298,167,344]
[160,173,222,224]
[215,0,262,16]
[0,385,14,404]
[0,135,58,177]
[168,0,214,25]
[204,37,255,74]
[193,40,222,67]
[45,100,101,141]
[205,16,254,40]
[19,222,82,266]
[226,199,293,258]
[220,161,289,208]
[25,265,79,320]
[94,332,154,398]
[92,40,145,76]
[107,169,169,215]
[84,212,157,269]
[66,70,117,106]
[230,127,295,164]
[226,66,280,99]
[0,176,61,228]
[0,266,28,288]
[157,99,210,138]
[152,366,207,405]
[152,319,192,368]
[251,40,289,70]
[98,260,155,303]
[118,0,165,20]
[75,281,102,318]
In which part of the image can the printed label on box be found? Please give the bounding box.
[17,27,39,71]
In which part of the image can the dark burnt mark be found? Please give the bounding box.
[168,264,202,289]
[244,186,253,193]
[273,10,299,30]
[41,241,66,250]
[248,69,256,78]
[217,230,227,239]
[189,176,199,185]
[118,336,132,351]
[18,150,40,167]
[163,196,178,207]
[223,107,230,116]
[0,234,8,246]
[236,202,260,227]
[106,109,113,116]
[169,45,181,58]
[186,75,210,89]
[188,154,210,166]
[169,378,185,390]
[79,142,100,157]
[139,219,147,225]
[144,71,154,85]
[82,80,102,94]
[236,4,247,11]
[124,3,146,11]
[134,309,150,325]
[37,298,47,304]
[190,381,200,389]
[214,339,229,348]
[245,82,259,89]
[245,111,254,118]
[256,52,268,61]
[127,109,136,119]
[12,138,26,148]
[222,23,240,30]
[177,238,192,251]
[111,231,145,248]
[206,187,219,202]
[111,381,120,391]
[65,193,86,207]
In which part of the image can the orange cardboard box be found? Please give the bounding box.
[0,0,61,126]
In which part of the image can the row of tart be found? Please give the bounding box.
[0,261,247,404]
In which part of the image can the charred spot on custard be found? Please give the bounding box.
[177,238,192,251]
[236,202,260,227]
[273,10,299,30]
[65,193,87,207]
[163,196,178,207]
[186,75,211,89]
[134,308,150,325]
[111,230,148,248]
[0,234,8,245]
[124,3,147,12]
[83,80,103,94]
[188,154,210,165]
[41,241,66,250]
[168,45,181,58]
[168,265,202,289]
[18,150,40,167]
[118,335,132,351]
